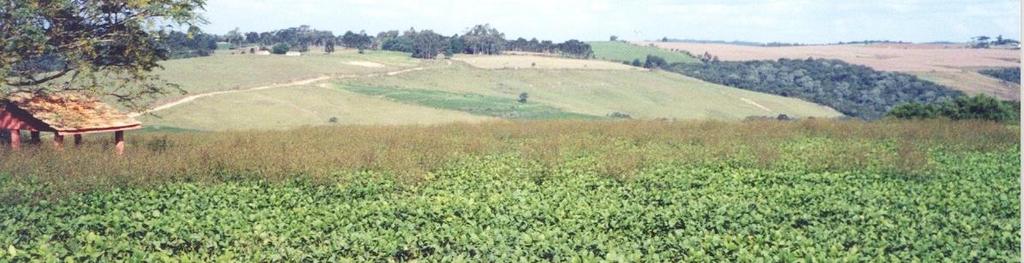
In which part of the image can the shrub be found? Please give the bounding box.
[606,112,632,119]
[518,92,529,103]
[643,55,667,69]
[271,43,290,54]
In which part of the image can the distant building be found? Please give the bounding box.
[285,51,302,56]
[256,50,271,55]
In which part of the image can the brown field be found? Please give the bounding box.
[453,55,642,70]
[640,42,1021,100]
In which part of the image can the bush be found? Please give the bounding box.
[271,43,290,54]
[643,55,667,69]
[887,95,1019,122]
[606,112,632,119]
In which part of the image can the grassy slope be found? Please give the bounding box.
[139,85,492,130]
[154,50,418,97]
[590,41,699,64]
[343,63,842,120]
[142,54,840,130]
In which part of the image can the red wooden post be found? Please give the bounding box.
[9,129,19,151]
[30,131,40,144]
[114,131,125,155]
[74,134,83,146]
[53,133,64,150]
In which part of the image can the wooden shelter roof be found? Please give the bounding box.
[1,92,141,134]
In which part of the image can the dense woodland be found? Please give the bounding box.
[979,67,1020,84]
[666,58,964,119]
[161,24,594,59]
[886,94,1019,123]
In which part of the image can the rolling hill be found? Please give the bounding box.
[640,41,1021,100]
[139,53,841,130]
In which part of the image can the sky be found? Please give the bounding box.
[199,0,1021,43]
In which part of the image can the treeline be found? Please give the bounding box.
[887,95,1019,123]
[665,58,964,119]
[970,35,1020,49]
[979,67,1020,84]
[157,29,219,59]
[163,24,594,59]
[372,25,593,59]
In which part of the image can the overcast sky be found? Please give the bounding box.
[199,0,1021,43]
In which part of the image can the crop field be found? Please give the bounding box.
[340,85,598,120]
[453,55,641,70]
[639,42,1021,100]
[342,63,842,120]
[589,41,699,64]
[0,120,1018,261]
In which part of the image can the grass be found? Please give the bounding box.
[152,50,418,101]
[0,120,1018,261]
[589,41,699,64]
[340,84,600,120]
[138,85,491,131]
[342,63,843,120]
[141,57,840,130]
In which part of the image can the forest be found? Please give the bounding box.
[666,58,965,119]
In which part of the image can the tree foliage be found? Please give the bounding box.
[461,24,505,55]
[1,0,207,108]
[667,58,964,119]
[157,28,218,59]
[887,95,1019,123]
[411,30,445,59]
[979,67,1020,84]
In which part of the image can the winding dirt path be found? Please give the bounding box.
[130,67,427,117]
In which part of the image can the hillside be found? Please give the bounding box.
[340,58,841,120]
[139,53,840,130]
[640,42,1021,100]
[590,41,698,64]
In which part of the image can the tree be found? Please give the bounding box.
[556,40,593,59]
[225,27,243,48]
[610,35,619,41]
[2,0,207,109]
[631,59,642,67]
[518,92,529,103]
[411,30,445,59]
[324,40,335,54]
[462,24,505,55]
[245,32,260,45]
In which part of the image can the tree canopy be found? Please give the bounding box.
[1,0,207,108]
[668,58,964,119]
